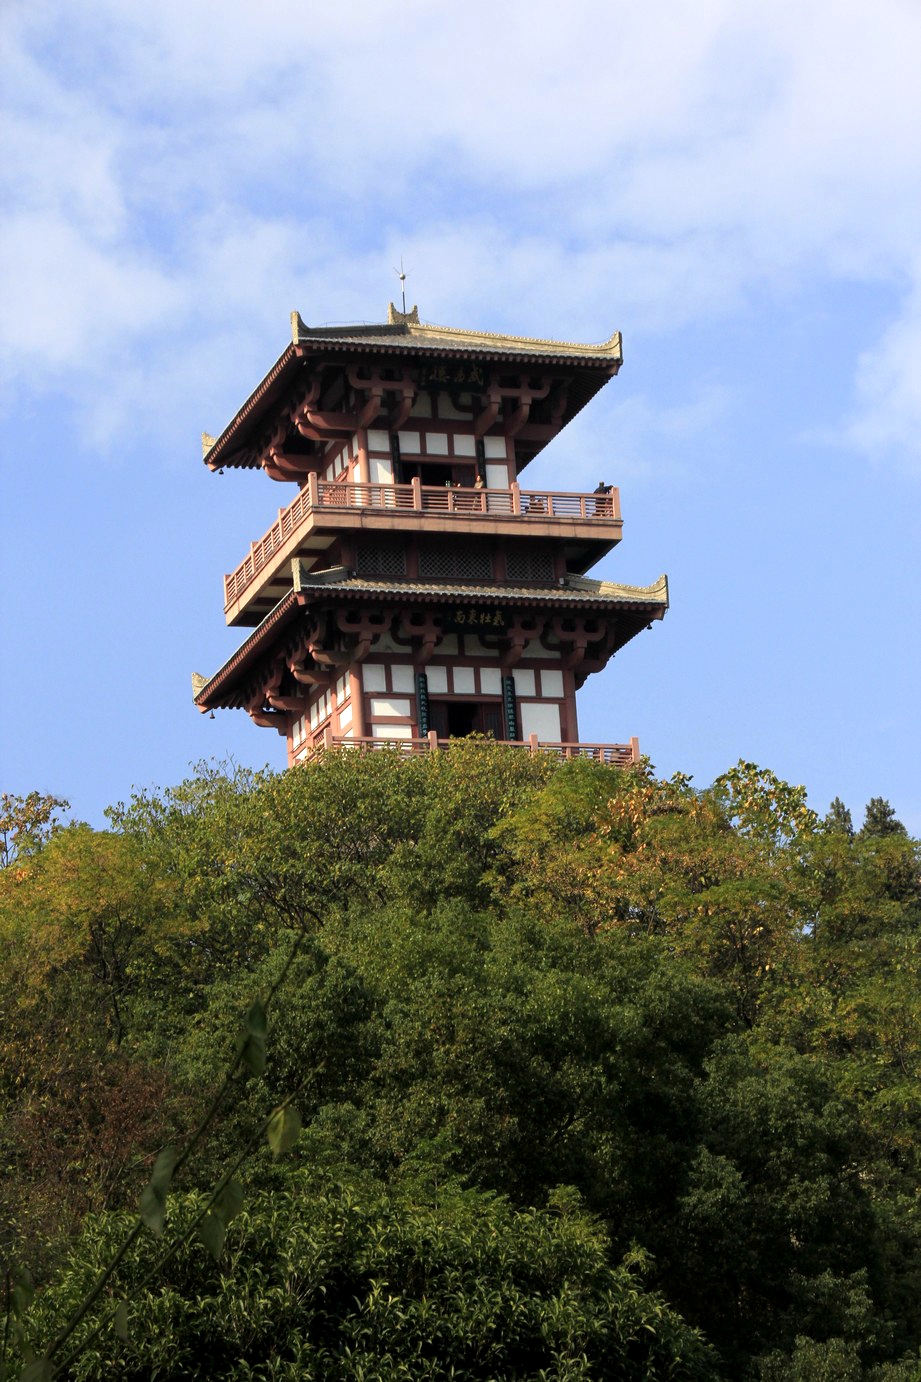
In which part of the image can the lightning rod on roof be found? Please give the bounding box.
[393,256,408,314]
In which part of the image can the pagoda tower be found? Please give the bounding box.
[193,304,668,765]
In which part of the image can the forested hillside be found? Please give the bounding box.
[2,746,919,1380]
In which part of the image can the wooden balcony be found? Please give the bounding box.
[298,732,641,768]
[223,477,622,624]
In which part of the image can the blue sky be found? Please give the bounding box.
[2,0,919,833]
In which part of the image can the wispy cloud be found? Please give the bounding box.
[841,262,921,473]
[2,0,919,468]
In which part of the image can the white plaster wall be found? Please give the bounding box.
[540,670,565,698]
[519,701,562,741]
[362,664,387,692]
[481,668,502,694]
[370,697,412,718]
[369,456,394,483]
[463,638,500,658]
[371,634,405,654]
[437,394,467,420]
[426,666,448,693]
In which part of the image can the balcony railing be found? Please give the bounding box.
[224,477,621,611]
[299,732,640,768]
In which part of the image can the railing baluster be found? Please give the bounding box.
[302,736,638,764]
[224,479,623,610]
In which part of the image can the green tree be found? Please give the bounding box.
[860,800,907,840]
[825,798,854,837]
[0,826,188,1275]
[0,793,68,872]
[4,751,921,1378]
[19,1173,718,1381]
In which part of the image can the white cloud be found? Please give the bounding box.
[525,386,729,494]
[1,0,919,467]
[842,261,921,472]
[0,214,182,372]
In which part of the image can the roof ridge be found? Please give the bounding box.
[410,320,622,356]
[568,573,669,601]
[291,309,622,359]
[292,312,407,342]
[288,568,667,604]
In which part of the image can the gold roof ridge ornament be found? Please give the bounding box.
[388,301,420,325]
[290,309,622,361]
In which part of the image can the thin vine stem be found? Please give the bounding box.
[51,1088,306,1378]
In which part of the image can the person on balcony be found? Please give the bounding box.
[592,482,613,516]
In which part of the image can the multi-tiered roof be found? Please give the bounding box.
[194,305,667,763]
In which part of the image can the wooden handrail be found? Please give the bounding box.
[223,483,621,610]
[299,736,640,766]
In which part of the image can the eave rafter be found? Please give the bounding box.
[203,310,623,474]
[230,362,424,481]
[196,570,667,717]
[207,353,615,478]
[237,609,391,730]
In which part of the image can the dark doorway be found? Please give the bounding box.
[398,461,476,488]
[446,701,478,737]
[429,700,504,739]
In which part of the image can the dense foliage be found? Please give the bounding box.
[1,748,919,1379]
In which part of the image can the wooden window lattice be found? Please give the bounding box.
[418,543,492,581]
[506,549,554,583]
[356,541,407,577]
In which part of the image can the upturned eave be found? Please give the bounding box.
[193,570,667,711]
[202,308,623,473]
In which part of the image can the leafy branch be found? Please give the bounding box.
[4,905,322,1382]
